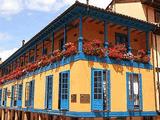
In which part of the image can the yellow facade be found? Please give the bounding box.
[0,60,156,112]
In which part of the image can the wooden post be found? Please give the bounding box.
[38,114,42,120]
[23,112,28,120]
[1,109,5,120]
[14,111,18,120]
[7,110,11,120]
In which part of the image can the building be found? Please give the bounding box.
[0,0,159,120]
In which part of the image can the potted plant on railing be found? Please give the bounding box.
[38,55,50,67]
[123,52,134,61]
[108,44,127,60]
[50,49,63,63]
[134,49,150,63]
[63,42,77,57]
[83,39,106,58]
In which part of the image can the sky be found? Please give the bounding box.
[0,0,112,61]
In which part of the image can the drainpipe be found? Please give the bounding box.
[155,34,160,113]
[151,32,158,113]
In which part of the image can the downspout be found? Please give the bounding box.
[155,34,160,113]
[151,32,158,113]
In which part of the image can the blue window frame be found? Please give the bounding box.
[11,84,23,107]
[126,72,142,111]
[2,88,7,107]
[17,84,23,107]
[11,85,15,107]
[115,33,128,46]
[25,80,35,107]
[0,89,2,106]
[91,68,111,111]
[45,75,53,110]
[58,71,70,110]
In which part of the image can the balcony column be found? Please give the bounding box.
[42,41,44,55]
[63,25,67,50]
[34,45,37,62]
[104,20,109,49]
[28,50,30,63]
[127,27,131,53]
[146,31,150,56]
[78,15,83,53]
[51,32,54,52]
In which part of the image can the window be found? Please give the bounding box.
[25,80,35,107]
[58,71,70,110]
[127,73,142,111]
[155,10,160,23]
[45,75,53,109]
[92,69,110,111]
[59,38,64,51]
[2,88,7,106]
[11,85,18,107]
[115,33,128,46]
[43,48,48,55]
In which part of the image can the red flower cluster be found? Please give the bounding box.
[83,39,106,58]
[50,50,63,63]
[108,44,127,60]
[63,42,77,57]
[134,49,150,63]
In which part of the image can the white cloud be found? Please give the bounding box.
[0,32,12,41]
[0,48,18,61]
[0,0,23,16]
[0,0,112,17]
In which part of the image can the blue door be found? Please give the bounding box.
[17,84,23,107]
[30,80,35,108]
[3,88,7,107]
[59,71,70,110]
[45,75,53,109]
[0,89,2,106]
[91,69,103,111]
[126,73,143,111]
[11,86,14,107]
[126,72,134,111]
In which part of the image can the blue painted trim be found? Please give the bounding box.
[146,31,150,56]
[0,89,2,106]
[91,68,111,111]
[126,72,143,111]
[104,20,109,49]
[78,15,83,53]
[2,53,153,86]
[139,74,143,110]
[59,70,70,111]
[127,27,131,52]
[63,25,67,50]
[51,32,54,52]
[45,75,53,110]
[0,106,157,118]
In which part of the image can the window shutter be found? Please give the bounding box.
[31,80,35,108]
[0,89,2,106]
[107,70,111,111]
[10,86,14,107]
[139,74,143,111]
[45,76,48,109]
[126,72,132,111]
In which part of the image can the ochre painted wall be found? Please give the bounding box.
[114,2,155,23]
[0,60,156,112]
